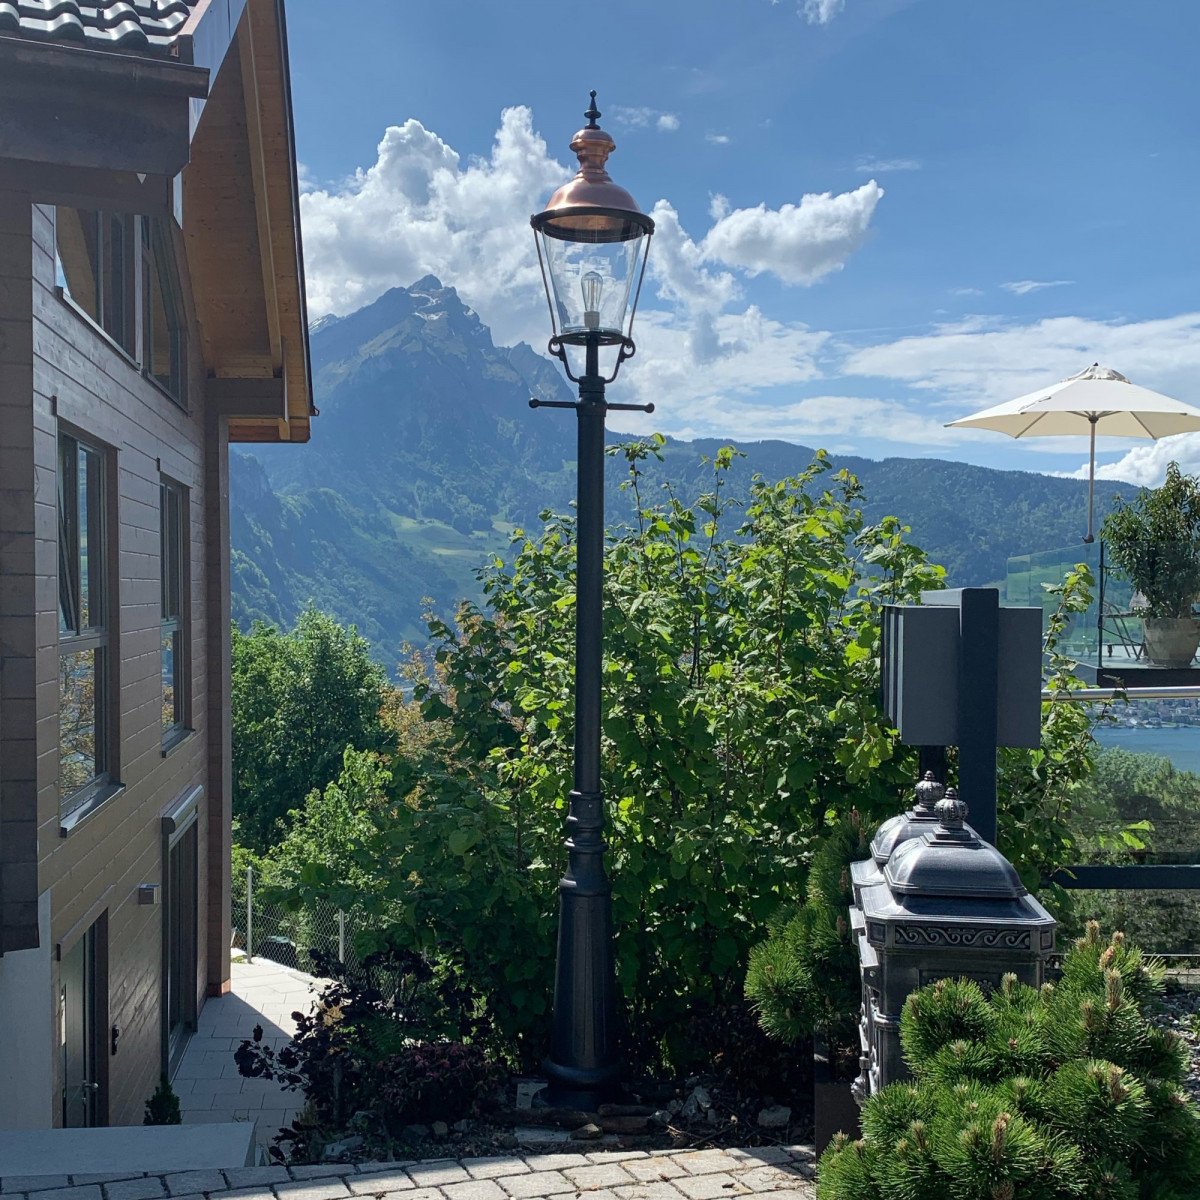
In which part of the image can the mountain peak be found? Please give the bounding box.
[411,273,446,294]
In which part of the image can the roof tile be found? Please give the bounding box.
[0,0,200,57]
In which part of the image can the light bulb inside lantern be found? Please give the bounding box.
[581,270,603,330]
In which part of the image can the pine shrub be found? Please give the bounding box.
[744,811,870,1050]
[143,1074,182,1125]
[817,924,1200,1200]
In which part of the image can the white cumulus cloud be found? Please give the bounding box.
[657,113,681,132]
[706,132,732,145]
[299,106,887,434]
[299,108,562,348]
[700,181,884,285]
[1068,436,1200,488]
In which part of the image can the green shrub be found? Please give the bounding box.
[272,446,945,1071]
[817,925,1200,1200]
[143,1074,182,1125]
[744,811,868,1051]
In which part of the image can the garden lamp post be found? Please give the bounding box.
[530,92,654,1108]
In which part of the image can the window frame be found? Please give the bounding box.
[142,219,187,408]
[58,431,116,816]
[54,207,137,359]
[160,478,191,750]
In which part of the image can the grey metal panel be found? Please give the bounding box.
[997,605,1043,748]
[882,600,1043,749]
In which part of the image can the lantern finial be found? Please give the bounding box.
[585,91,601,129]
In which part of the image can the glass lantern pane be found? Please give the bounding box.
[539,231,644,338]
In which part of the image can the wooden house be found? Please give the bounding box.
[0,0,311,1127]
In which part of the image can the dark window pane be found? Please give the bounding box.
[55,209,100,324]
[167,486,182,618]
[58,437,79,635]
[102,214,129,350]
[54,208,132,352]
[60,648,101,803]
[145,224,184,401]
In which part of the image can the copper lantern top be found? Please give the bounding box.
[532,92,654,244]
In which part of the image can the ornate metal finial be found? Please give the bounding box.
[585,91,601,128]
[914,770,945,814]
[936,787,969,831]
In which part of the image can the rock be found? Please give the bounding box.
[757,1104,792,1129]
[431,1120,450,1137]
[705,1107,717,1124]
[402,1123,430,1141]
[572,1122,603,1141]
[322,1134,363,1159]
[666,1098,683,1116]
[516,1078,549,1110]
[497,1132,520,1149]
[651,1109,671,1127]
[453,1119,472,1133]
[680,1085,712,1121]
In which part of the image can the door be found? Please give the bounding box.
[60,923,99,1127]
[165,820,198,1069]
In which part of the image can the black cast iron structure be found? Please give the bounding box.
[528,94,654,1108]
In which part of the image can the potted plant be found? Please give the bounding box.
[1102,461,1200,667]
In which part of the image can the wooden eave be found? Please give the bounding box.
[0,36,208,202]
[183,0,312,444]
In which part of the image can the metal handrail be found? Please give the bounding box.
[1042,685,1200,702]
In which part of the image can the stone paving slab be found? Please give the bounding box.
[0,1148,816,1200]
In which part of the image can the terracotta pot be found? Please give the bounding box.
[1143,617,1200,668]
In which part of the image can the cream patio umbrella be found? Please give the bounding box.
[946,363,1200,542]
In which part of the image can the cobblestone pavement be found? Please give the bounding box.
[0,1146,817,1200]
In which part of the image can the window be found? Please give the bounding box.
[55,208,135,354]
[59,434,111,809]
[161,480,188,743]
[143,222,185,403]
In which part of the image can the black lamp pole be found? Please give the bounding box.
[529,92,654,1111]
[530,338,651,1109]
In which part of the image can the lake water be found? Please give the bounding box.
[1093,725,1200,774]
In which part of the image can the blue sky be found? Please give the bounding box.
[286,0,1200,485]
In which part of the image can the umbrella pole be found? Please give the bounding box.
[1084,415,1098,543]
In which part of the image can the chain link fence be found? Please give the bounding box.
[231,864,370,976]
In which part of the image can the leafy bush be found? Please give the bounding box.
[233,607,390,851]
[1101,461,1200,618]
[817,924,1200,1200]
[234,947,493,1160]
[273,445,944,1071]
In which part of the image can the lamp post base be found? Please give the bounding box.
[542,789,622,1111]
[542,1058,623,1112]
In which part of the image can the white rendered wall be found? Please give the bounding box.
[0,891,54,1128]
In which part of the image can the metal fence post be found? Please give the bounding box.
[246,863,254,963]
[338,910,346,964]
